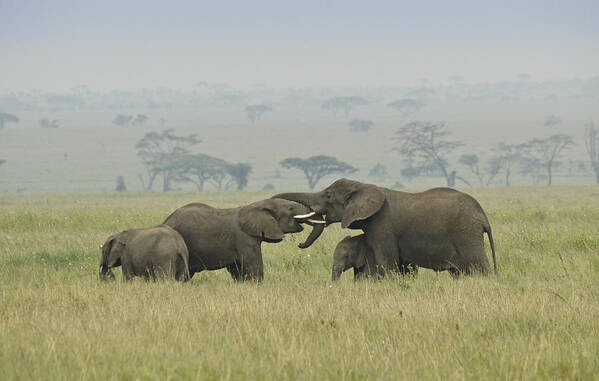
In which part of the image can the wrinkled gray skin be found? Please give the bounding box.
[332,234,418,281]
[274,179,497,277]
[163,198,322,281]
[99,225,190,281]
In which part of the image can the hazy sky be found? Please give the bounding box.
[1,0,598,91]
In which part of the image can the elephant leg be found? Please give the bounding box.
[235,240,264,282]
[398,262,418,276]
[354,266,366,280]
[226,262,243,282]
[364,231,400,278]
[240,257,264,282]
[448,268,462,279]
[122,265,134,281]
[452,240,490,276]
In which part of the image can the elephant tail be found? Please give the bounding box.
[177,251,191,281]
[483,224,497,275]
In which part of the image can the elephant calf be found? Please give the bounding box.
[332,234,417,281]
[99,225,190,281]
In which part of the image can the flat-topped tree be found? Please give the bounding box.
[174,154,229,191]
[493,142,527,187]
[244,104,272,123]
[280,155,357,190]
[113,114,133,127]
[524,134,574,186]
[0,113,19,130]
[348,119,373,132]
[321,97,367,117]
[394,121,464,187]
[584,122,599,184]
[135,129,201,192]
[226,163,252,190]
[132,114,148,126]
[39,118,59,128]
[387,99,424,117]
[459,154,502,187]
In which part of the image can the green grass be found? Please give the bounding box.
[1,187,598,380]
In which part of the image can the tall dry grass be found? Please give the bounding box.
[1,187,598,380]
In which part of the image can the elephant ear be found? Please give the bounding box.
[101,237,115,260]
[341,185,385,229]
[238,205,285,242]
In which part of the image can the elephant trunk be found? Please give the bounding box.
[274,192,328,248]
[98,260,115,281]
[332,265,344,281]
[298,214,325,249]
[273,192,324,214]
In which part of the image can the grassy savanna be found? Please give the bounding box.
[0,187,598,380]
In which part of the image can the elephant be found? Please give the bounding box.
[99,225,190,281]
[162,198,325,281]
[274,179,497,277]
[332,234,418,281]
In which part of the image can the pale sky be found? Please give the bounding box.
[1,0,598,91]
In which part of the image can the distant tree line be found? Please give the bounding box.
[393,121,582,187]
[114,114,148,127]
[135,129,252,192]
[280,155,357,189]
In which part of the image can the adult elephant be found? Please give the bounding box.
[163,198,324,281]
[274,179,497,277]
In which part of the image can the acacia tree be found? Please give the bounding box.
[387,99,424,116]
[458,154,502,187]
[483,157,503,186]
[394,121,464,187]
[113,114,133,126]
[175,154,229,191]
[584,122,599,184]
[280,155,357,189]
[493,142,526,187]
[132,114,148,126]
[348,118,373,132]
[226,163,252,190]
[519,157,546,185]
[459,154,484,186]
[524,134,574,186]
[39,118,59,128]
[0,113,19,130]
[321,96,367,117]
[135,129,201,192]
[244,104,272,123]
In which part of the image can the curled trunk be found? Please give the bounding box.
[274,192,328,248]
[298,215,325,249]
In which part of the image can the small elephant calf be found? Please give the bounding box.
[99,225,190,281]
[332,234,417,281]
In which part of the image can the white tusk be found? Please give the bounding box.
[307,218,326,224]
[99,265,103,273]
[294,212,316,219]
